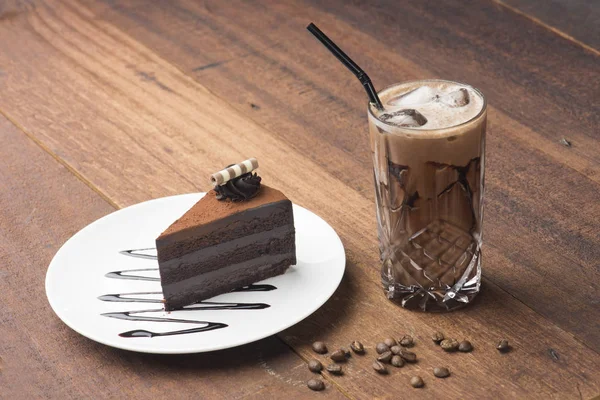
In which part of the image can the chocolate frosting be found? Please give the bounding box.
[215,172,262,201]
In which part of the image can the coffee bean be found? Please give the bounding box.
[410,376,424,388]
[384,337,397,347]
[399,349,417,363]
[431,331,445,344]
[440,338,459,352]
[497,339,510,353]
[433,367,450,378]
[458,340,473,352]
[377,351,393,363]
[326,363,343,375]
[307,379,325,391]
[330,349,347,362]
[376,342,390,354]
[372,361,388,374]
[399,335,414,347]
[350,340,365,354]
[391,355,405,368]
[308,360,322,373]
[390,345,402,355]
[312,341,328,354]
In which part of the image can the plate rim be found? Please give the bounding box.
[45,193,345,354]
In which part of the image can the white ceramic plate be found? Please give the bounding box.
[46,193,345,354]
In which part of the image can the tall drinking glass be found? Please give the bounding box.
[368,79,487,311]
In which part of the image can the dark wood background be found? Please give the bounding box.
[0,0,598,398]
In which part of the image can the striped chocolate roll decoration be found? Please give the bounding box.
[210,158,259,186]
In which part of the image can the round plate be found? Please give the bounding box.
[46,193,345,354]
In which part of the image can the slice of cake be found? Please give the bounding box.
[155,159,296,311]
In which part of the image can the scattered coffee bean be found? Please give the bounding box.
[326,363,343,375]
[432,331,445,344]
[497,339,510,353]
[458,340,473,352]
[330,349,348,362]
[390,345,402,355]
[391,355,405,368]
[307,378,325,391]
[312,341,328,354]
[372,361,388,374]
[308,360,323,373]
[433,367,450,378]
[376,342,390,354]
[399,349,417,363]
[440,338,459,352]
[377,351,393,363]
[410,376,424,388]
[350,340,365,354]
[399,335,414,347]
[384,337,397,347]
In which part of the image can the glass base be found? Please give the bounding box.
[381,244,482,312]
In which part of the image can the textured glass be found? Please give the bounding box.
[368,80,487,311]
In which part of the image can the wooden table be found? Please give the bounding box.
[1,0,598,398]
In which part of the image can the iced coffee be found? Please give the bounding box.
[368,79,487,311]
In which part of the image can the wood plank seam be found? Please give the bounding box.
[24,5,205,198]
[491,0,600,56]
[2,3,599,395]
[489,242,600,357]
[0,107,120,209]
[0,103,354,398]
[8,0,599,358]
[4,79,598,364]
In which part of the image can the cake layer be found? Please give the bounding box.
[163,256,294,311]
[156,200,293,262]
[158,186,289,240]
[159,227,295,284]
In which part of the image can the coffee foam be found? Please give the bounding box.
[373,81,484,131]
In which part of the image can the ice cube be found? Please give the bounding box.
[438,88,470,108]
[379,109,427,127]
[387,86,437,106]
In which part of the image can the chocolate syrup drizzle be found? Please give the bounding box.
[105,268,160,282]
[100,248,277,338]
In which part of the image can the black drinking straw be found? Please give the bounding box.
[307,22,384,111]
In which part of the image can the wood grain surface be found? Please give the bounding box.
[0,114,342,399]
[499,0,600,52]
[0,0,598,399]
[85,0,600,349]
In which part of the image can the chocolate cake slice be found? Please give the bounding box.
[156,184,296,311]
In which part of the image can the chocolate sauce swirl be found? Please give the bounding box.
[215,172,262,201]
